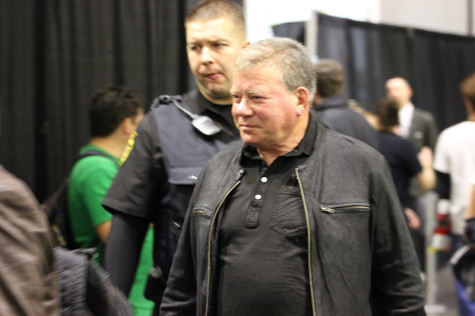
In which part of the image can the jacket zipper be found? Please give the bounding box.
[295,168,317,316]
[321,205,370,214]
[205,179,242,316]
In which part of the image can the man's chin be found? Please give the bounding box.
[201,87,232,104]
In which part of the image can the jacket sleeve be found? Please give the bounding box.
[160,203,197,315]
[425,113,438,151]
[369,157,426,315]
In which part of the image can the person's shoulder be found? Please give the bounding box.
[150,90,195,109]
[71,152,117,179]
[322,123,376,150]
[202,141,243,174]
[439,121,475,138]
[0,165,37,209]
[414,107,435,121]
[321,124,384,162]
[210,140,243,161]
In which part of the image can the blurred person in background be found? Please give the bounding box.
[386,76,439,272]
[312,59,378,149]
[434,73,475,316]
[372,98,435,232]
[66,85,154,315]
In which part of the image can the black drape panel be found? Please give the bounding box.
[1,0,243,200]
[317,14,412,108]
[316,13,351,98]
[274,13,475,132]
[0,0,39,191]
[40,0,191,199]
[0,0,201,200]
[346,21,412,109]
[271,22,306,44]
[412,30,475,129]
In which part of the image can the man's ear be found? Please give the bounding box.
[294,87,309,116]
[120,117,134,135]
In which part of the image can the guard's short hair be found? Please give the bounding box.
[461,73,475,111]
[185,0,246,38]
[233,37,316,97]
[89,85,142,137]
[314,59,345,98]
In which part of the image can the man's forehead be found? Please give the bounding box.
[186,18,240,38]
[387,78,409,89]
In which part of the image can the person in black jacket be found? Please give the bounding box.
[101,1,248,313]
[312,59,378,149]
[161,37,426,316]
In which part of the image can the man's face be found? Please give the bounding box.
[385,78,412,108]
[186,17,247,105]
[231,63,307,152]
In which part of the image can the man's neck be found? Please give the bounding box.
[399,101,413,110]
[89,136,126,159]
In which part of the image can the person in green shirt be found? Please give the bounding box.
[67,85,154,315]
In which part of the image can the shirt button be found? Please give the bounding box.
[255,194,262,200]
[261,177,268,183]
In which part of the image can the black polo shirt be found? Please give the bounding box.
[216,118,316,316]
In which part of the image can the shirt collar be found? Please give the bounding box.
[399,102,414,118]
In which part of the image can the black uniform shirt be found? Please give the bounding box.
[102,89,239,220]
[216,118,316,316]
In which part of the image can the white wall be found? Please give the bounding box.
[245,0,474,43]
[378,0,471,36]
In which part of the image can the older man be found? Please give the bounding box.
[160,38,426,316]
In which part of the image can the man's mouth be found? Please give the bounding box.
[204,72,221,80]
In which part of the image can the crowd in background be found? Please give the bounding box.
[1,1,475,316]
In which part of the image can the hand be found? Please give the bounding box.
[405,207,421,230]
[417,146,433,168]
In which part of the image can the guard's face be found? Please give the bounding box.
[186,17,247,105]
[231,63,306,152]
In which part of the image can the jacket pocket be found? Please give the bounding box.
[270,186,307,237]
[318,203,371,249]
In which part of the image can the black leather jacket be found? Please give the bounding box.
[161,118,426,316]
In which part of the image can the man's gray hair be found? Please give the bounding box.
[233,37,316,97]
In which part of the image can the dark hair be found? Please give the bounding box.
[372,99,399,129]
[89,85,142,137]
[461,73,475,111]
[314,59,345,98]
[185,0,245,37]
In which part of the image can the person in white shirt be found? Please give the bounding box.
[434,73,475,316]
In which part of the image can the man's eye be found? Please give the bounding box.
[189,45,201,51]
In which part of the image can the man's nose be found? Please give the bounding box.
[234,98,252,116]
[201,46,214,64]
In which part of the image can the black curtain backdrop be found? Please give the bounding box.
[0,5,470,200]
[273,13,475,135]
[0,0,212,200]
